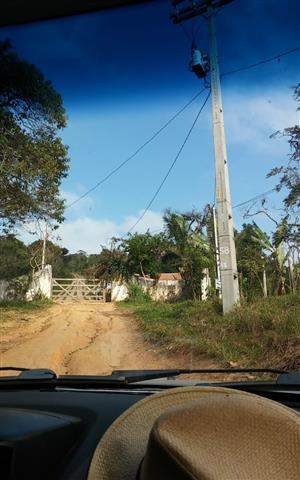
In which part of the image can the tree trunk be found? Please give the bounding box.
[288,255,296,293]
[140,262,146,280]
[277,275,286,295]
[239,272,244,300]
[262,267,268,297]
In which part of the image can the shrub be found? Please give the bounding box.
[126,293,300,370]
[0,297,52,310]
[126,281,151,303]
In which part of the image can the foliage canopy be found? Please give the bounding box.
[0,40,69,230]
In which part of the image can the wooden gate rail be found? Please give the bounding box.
[52,278,106,303]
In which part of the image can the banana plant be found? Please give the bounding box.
[163,210,211,254]
[251,222,288,294]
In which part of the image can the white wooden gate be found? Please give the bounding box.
[52,278,106,303]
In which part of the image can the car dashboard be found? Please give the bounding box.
[0,381,300,480]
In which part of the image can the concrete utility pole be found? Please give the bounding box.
[207,10,239,312]
[171,0,240,313]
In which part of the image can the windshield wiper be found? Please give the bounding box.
[0,367,124,384]
[1,367,298,388]
[111,368,286,383]
[0,367,57,380]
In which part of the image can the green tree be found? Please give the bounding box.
[251,222,288,295]
[27,239,63,272]
[56,250,90,277]
[160,251,182,273]
[121,232,168,279]
[91,209,214,299]
[235,223,267,299]
[89,246,128,281]
[267,84,300,245]
[0,235,30,279]
[88,233,168,282]
[163,209,213,299]
[0,40,69,230]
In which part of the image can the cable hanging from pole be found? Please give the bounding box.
[221,46,300,77]
[126,89,211,235]
[66,88,207,209]
[66,45,299,210]
[211,188,277,213]
[232,188,277,209]
[179,22,192,44]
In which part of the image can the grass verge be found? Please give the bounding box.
[122,293,300,370]
[0,298,52,312]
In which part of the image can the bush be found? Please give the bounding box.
[126,281,151,303]
[2,275,30,301]
[0,297,52,311]
[126,293,300,371]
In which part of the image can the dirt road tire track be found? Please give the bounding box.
[1,302,218,376]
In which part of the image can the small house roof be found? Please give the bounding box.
[158,272,182,281]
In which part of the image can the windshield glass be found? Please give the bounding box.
[0,0,299,382]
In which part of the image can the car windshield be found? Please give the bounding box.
[0,0,299,382]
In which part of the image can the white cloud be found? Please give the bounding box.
[121,209,164,235]
[61,189,94,214]
[56,210,163,253]
[57,217,117,253]
[224,89,297,151]
[17,221,43,244]
[17,209,164,254]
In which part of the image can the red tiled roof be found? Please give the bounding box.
[158,272,182,281]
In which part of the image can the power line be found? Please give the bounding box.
[66,45,299,210]
[233,188,277,209]
[127,90,211,234]
[221,46,300,77]
[141,188,278,235]
[65,88,207,209]
[179,22,192,43]
[136,187,277,236]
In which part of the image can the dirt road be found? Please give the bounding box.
[1,303,217,376]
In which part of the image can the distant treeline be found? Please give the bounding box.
[1,209,298,301]
[0,235,101,279]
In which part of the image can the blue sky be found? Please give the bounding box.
[1,0,299,252]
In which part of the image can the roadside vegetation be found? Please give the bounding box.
[0,40,68,231]
[123,288,300,371]
[0,298,52,310]
[0,298,52,314]
[0,39,298,377]
[105,84,300,372]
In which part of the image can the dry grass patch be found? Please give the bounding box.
[123,294,300,370]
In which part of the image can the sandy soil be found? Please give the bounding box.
[0,302,221,377]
